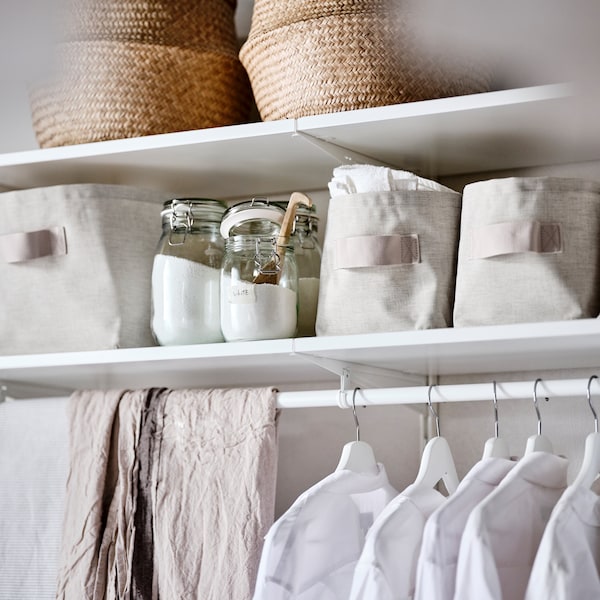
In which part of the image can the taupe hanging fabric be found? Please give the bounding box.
[55,389,145,600]
[56,387,278,600]
[152,388,279,599]
[454,177,600,326]
[316,171,461,335]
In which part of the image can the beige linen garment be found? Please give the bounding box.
[152,387,278,600]
[57,387,278,600]
[56,389,146,600]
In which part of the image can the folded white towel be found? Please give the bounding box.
[328,164,455,197]
[0,397,69,600]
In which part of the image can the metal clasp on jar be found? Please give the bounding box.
[168,201,195,246]
[254,237,280,275]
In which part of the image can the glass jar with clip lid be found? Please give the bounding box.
[151,198,226,345]
[219,198,298,342]
[275,202,322,336]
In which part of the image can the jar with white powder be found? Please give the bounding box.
[277,203,322,337]
[220,199,298,342]
[151,198,226,345]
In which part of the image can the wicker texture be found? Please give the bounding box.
[61,0,239,51]
[31,0,251,147]
[239,1,491,121]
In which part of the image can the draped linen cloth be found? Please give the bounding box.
[56,389,146,600]
[152,387,279,600]
[56,387,278,600]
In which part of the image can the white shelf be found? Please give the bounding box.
[2,320,600,397]
[2,84,600,398]
[0,84,594,199]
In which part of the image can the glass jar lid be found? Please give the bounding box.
[161,198,227,227]
[220,198,285,239]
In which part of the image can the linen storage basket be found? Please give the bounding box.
[0,184,165,355]
[453,177,600,327]
[316,180,462,336]
[30,0,252,147]
[239,0,491,121]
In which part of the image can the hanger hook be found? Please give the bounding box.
[352,387,361,442]
[492,380,499,439]
[587,375,599,433]
[532,378,544,436]
[427,384,441,437]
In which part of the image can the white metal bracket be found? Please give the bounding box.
[0,379,72,400]
[292,127,394,168]
[293,352,427,414]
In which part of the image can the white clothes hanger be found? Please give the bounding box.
[524,378,554,455]
[413,385,459,495]
[482,381,511,459]
[572,375,600,488]
[336,388,379,475]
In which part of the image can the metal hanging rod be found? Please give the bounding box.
[276,376,600,409]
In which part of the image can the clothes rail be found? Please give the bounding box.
[276,376,600,409]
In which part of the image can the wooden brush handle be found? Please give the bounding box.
[276,191,313,248]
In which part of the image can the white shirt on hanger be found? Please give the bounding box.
[525,484,600,600]
[453,451,569,600]
[252,464,398,600]
[414,457,515,600]
[349,483,447,600]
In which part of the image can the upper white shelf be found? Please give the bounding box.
[2,319,600,397]
[0,84,595,200]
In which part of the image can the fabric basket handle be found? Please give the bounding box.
[0,227,67,264]
[335,234,420,269]
[468,221,562,259]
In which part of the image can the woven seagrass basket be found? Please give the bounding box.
[30,0,252,147]
[239,0,491,121]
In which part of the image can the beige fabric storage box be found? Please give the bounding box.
[453,177,600,327]
[316,184,462,336]
[0,184,166,355]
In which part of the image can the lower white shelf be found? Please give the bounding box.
[1,319,600,398]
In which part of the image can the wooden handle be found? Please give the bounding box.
[276,191,313,247]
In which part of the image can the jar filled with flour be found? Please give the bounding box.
[152,198,226,345]
[220,198,298,342]
[276,203,322,336]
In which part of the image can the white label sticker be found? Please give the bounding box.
[228,282,257,304]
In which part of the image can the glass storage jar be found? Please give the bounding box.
[219,199,298,342]
[276,202,322,336]
[151,198,226,345]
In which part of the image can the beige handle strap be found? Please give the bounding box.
[335,234,420,269]
[469,221,562,259]
[0,227,67,263]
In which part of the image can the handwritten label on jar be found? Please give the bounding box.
[228,282,257,304]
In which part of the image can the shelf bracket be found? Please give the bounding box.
[292,127,395,168]
[293,352,426,412]
[0,378,73,400]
